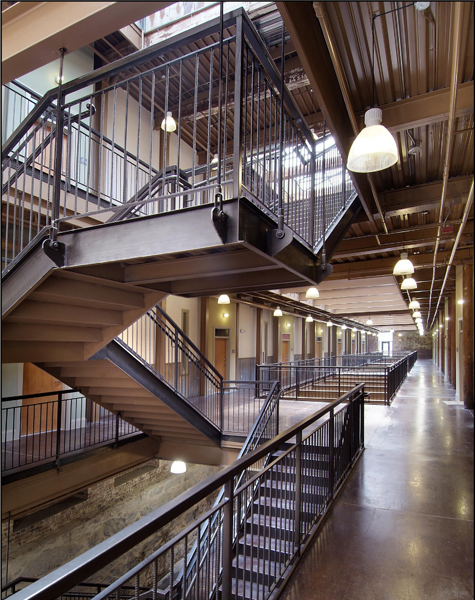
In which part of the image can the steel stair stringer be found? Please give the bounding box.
[37,339,222,457]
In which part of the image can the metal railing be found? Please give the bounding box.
[257,352,417,405]
[1,390,140,475]
[2,9,355,273]
[1,577,147,600]
[7,384,364,600]
[118,305,223,429]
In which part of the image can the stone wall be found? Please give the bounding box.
[393,331,433,359]
[2,458,220,589]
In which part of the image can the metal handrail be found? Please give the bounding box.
[8,384,364,600]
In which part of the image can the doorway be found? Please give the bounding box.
[282,340,290,363]
[214,337,228,379]
[382,341,390,356]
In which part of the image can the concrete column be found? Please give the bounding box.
[440,311,445,375]
[448,293,456,385]
[462,263,474,409]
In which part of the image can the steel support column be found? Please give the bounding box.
[462,263,474,408]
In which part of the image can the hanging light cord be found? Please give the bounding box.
[321,118,327,270]
[215,2,224,213]
[277,20,285,234]
[371,3,415,108]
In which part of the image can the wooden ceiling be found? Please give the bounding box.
[89,1,473,333]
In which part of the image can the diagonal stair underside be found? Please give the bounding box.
[37,340,222,450]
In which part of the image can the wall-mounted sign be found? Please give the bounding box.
[282,334,290,340]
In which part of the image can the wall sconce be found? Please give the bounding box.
[170,461,186,474]
[286,322,291,328]
[457,299,464,305]
[223,313,229,318]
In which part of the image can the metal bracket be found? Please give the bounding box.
[43,239,66,267]
[265,224,293,256]
[314,262,333,284]
[211,206,228,244]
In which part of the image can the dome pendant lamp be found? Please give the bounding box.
[393,251,414,276]
[408,300,420,310]
[347,9,399,173]
[401,276,417,291]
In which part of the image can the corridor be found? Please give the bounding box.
[280,359,474,600]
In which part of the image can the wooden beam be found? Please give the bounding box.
[330,247,473,279]
[354,82,474,134]
[378,176,473,217]
[335,221,473,258]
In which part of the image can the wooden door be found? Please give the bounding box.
[282,340,290,363]
[215,338,227,379]
[21,363,63,435]
[316,340,323,359]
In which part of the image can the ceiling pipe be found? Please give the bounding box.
[428,178,474,330]
[427,1,463,326]
[314,1,388,237]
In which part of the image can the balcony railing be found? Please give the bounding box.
[1,390,140,475]
[257,352,417,405]
[2,9,355,273]
[6,384,364,600]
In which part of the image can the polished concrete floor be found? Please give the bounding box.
[280,359,474,600]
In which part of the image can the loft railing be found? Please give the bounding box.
[7,384,364,600]
[2,9,355,274]
[117,305,277,435]
[1,390,140,475]
[257,351,417,405]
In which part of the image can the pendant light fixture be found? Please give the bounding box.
[347,10,398,173]
[412,311,422,319]
[327,321,333,327]
[341,324,347,330]
[305,286,319,299]
[161,111,177,133]
[408,300,420,310]
[306,315,314,323]
[393,251,414,276]
[273,307,283,317]
[217,294,230,304]
[349,3,430,172]
[401,276,417,291]
[366,318,373,325]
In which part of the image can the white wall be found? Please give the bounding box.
[238,303,255,359]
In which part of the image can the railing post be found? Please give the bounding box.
[220,383,224,433]
[328,407,334,499]
[51,48,66,241]
[55,393,62,471]
[296,366,300,400]
[115,412,120,448]
[338,368,341,397]
[174,331,179,391]
[222,480,234,599]
[233,14,244,198]
[294,431,302,556]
